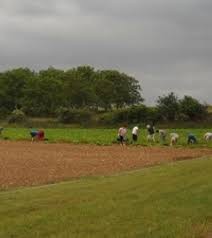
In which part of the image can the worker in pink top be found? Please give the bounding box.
[117,126,127,145]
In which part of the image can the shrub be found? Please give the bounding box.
[145,107,161,124]
[57,107,94,125]
[98,112,115,125]
[8,109,27,124]
[98,105,161,125]
[0,108,10,119]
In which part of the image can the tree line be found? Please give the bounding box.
[0,66,209,125]
[156,92,208,122]
[0,66,143,117]
[98,93,209,126]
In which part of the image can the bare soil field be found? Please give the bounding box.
[0,141,212,189]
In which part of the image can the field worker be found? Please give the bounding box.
[30,128,38,142]
[170,133,179,146]
[146,124,155,142]
[117,126,127,145]
[156,129,167,144]
[37,129,45,141]
[187,133,197,144]
[204,132,212,142]
[132,126,139,143]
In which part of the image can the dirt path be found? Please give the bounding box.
[0,141,212,189]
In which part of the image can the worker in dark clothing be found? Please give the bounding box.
[187,133,197,144]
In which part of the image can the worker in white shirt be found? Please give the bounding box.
[132,126,139,143]
[170,133,179,146]
[204,132,212,142]
[156,129,167,144]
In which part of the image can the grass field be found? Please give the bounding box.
[1,128,212,147]
[0,157,212,238]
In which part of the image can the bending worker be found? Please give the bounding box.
[187,133,197,144]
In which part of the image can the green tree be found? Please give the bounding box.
[0,65,143,117]
[96,70,143,109]
[64,66,97,108]
[0,68,34,111]
[179,96,208,120]
[156,92,180,121]
[94,72,115,111]
[39,67,65,81]
[22,75,64,116]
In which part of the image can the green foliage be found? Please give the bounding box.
[0,66,209,125]
[57,107,94,125]
[64,66,97,108]
[0,68,35,111]
[8,109,27,124]
[0,66,143,116]
[0,108,10,119]
[94,70,143,110]
[22,75,64,116]
[156,93,208,122]
[156,92,180,121]
[94,74,114,111]
[179,95,208,121]
[99,105,160,125]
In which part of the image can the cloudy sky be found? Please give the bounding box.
[0,0,211,104]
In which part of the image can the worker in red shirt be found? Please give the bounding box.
[37,130,45,140]
[30,129,45,141]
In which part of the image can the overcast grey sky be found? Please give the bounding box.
[0,0,211,104]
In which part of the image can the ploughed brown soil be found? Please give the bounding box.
[0,141,212,189]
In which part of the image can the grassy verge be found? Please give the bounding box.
[0,158,212,237]
[0,128,212,147]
